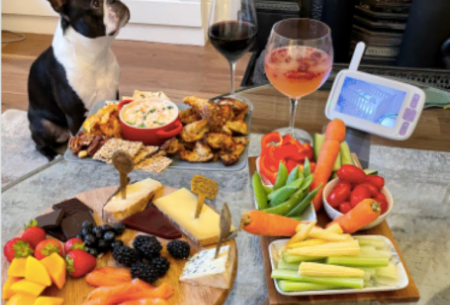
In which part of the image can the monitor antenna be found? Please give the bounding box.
[349,42,366,71]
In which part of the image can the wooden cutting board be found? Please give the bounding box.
[2,185,238,305]
[248,156,420,304]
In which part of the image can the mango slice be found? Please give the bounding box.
[6,294,37,305]
[2,277,21,300]
[10,280,46,297]
[40,253,66,289]
[7,258,27,278]
[25,256,51,286]
[33,296,64,305]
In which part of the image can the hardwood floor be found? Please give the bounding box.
[1,32,252,113]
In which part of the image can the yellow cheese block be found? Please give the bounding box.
[10,280,46,297]
[6,294,37,305]
[153,188,235,246]
[103,178,162,223]
[25,256,51,287]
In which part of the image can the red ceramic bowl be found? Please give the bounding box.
[118,99,183,146]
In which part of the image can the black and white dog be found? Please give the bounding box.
[28,0,130,160]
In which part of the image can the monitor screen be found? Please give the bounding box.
[334,77,407,128]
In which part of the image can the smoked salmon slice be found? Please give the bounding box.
[82,279,174,305]
[85,267,132,287]
[119,298,169,305]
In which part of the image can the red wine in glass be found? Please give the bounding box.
[208,21,257,62]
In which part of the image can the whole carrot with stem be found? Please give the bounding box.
[241,210,301,236]
[310,119,346,211]
[327,199,381,233]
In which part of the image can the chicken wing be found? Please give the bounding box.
[233,137,250,146]
[160,137,182,155]
[205,133,234,150]
[225,120,248,135]
[181,120,209,142]
[219,143,245,166]
[184,96,210,113]
[179,108,201,125]
[218,97,249,119]
[180,141,214,162]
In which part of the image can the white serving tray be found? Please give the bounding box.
[269,236,409,296]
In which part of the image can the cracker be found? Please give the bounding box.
[133,146,159,165]
[135,155,172,174]
[93,138,143,164]
[132,90,171,101]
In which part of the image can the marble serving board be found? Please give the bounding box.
[64,99,253,171]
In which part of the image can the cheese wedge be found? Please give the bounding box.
[179,245,233,289]
[153,188,236,246]
[103,178,162,223]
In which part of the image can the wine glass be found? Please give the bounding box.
[264,18,333,143]
[208,0,258,95]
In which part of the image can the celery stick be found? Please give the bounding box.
[327,256,390,268]
[277,280,337,292]
[271,269,364,289]
[278,260,299,271]
[377,250,392,259]
[282,253,325,264]
[360,246,378,256]
[375,262,398,280]
[354,237,386,250]
[358,267,376,277]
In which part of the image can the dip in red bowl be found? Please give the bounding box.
[118,98,183,146]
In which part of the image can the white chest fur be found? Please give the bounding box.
[52,21,120,112]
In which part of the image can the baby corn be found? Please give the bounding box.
[299,262,365,278]
[286,241,360,257]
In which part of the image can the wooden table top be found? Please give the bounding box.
[235,84,450,152]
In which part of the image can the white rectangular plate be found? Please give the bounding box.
[269,236,409,296]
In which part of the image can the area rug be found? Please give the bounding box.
[1,109,50,188]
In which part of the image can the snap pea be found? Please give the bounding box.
[299,174,314,193]
[268,177,304,201]
[286,185,322,217]
[263,185,273,196]
[303,157,311,177]
[286,166,299,185]
[269,186,297,207]
[262,188,306,215]
[273,162,288,190]
[252,173,268,209]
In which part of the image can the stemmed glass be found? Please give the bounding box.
[264,18,333,143]
[208,0,258,95]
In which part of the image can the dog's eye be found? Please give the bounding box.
[91,0,101,8]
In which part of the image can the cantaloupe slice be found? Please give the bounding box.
[7,258,27,278]
[40,253,66,289]
[2,277,21,300]
[6,294,37,305]
[33,296,64,305]
[10,280,46,297]
[25,256,51,286]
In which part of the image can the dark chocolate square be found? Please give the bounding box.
[46,227,67,242]
[60,210,96,240]
[36,209,65,230]
[53,198,92,216]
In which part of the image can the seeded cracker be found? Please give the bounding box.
[133,146,159,165]
[135,155,172,174]
[93,138,143,164]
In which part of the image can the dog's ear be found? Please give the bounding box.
[47,0,66,13]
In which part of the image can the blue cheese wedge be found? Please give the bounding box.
[179,245,233,289]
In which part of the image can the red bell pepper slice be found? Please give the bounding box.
[259,154,278,185]
[285,159,299,173]
[261,131,282,151]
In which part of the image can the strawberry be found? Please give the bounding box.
[64,238,85,254]
[35,239,64,260]
[3,238,34,263]
[21,220,46,248]
[66,249,97,278]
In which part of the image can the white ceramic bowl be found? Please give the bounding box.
[323,178,394,230]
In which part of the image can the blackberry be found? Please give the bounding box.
[130,262,159,284]
[167,240,190,259]
[133,235,162,259]
[111,240,124,249]
[112,246,141,266]
[151,256,170,277]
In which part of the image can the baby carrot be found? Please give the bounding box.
[241,210,301,236]
[310,119,346,211]
[327,199,381,233]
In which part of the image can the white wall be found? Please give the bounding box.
[1,0,206,45]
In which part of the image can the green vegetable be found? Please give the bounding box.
[303,157,311,177]
[263,185,273,195]
[252,173,268,209]
[278,260,299,271]
[353,237,386,250]
[277,280,337,292]
[273,162,288,190]
[326,256,390,268]
[364,169,378,175]
[299,175,314,193]
[286,184,321,217]
[313,133,325,161]
[269,186,298,207]
[282,253,325,264]
[126,121,135,125]
[168,106,174,110]
[262,188,305,215]
[138,123,146,128]
[333,151,342,171]
[150,109,156,113]
[271,269,364,289]
[286,166,299,185]
[340,141,353,165]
